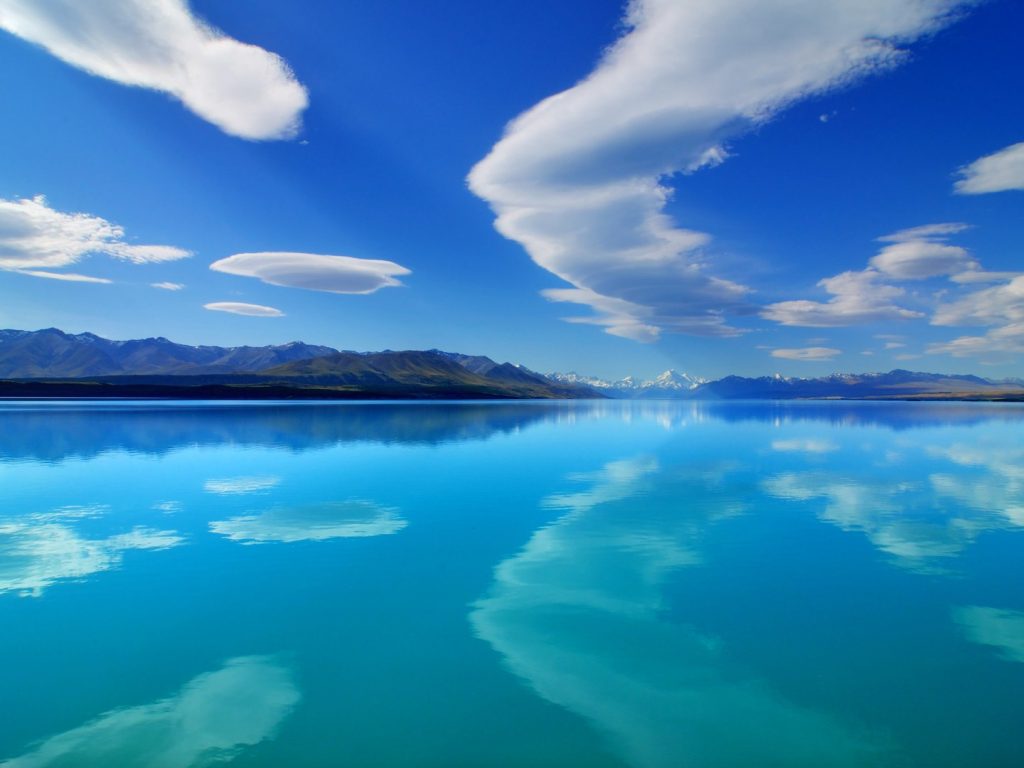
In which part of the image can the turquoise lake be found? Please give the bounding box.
[1,399,1022,767]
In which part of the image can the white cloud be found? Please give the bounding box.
[151,281,184,291]
[468,0,969,341]
[954,141,1024,194]
[765,223,982,326]
[209,252,411,295]
[954,606,1024,663]
[950,270,1023,284]
[203,476,280,495]
[876,223,970,242]
[210,500,407,544]
[0,0,308,140]
[0,195,191,272]
[15,269,112,284]
[203,302,284,318]
[1,656,300,766]
[927,322,1024,358]
[763,269,922,327]
[927,272,1024,358]
[870,240,975,279]
[870,223,976,279]
[771,346,840,361]
[932,275,1024,327]
[0,521,182,597]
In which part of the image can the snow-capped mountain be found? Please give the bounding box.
[648,370,707,391]
[547,369,707,398]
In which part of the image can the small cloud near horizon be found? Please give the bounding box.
[771,347,841,361]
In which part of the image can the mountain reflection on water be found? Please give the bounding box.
[1,399,1022,462]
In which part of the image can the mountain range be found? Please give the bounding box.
[0,328,589,399]
[0,328,1022,400]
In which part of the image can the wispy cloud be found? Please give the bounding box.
[764,223,979,327]
[151,281,184,291]
[203,302,284,318]
[209,252,411,295]
[770,346,841,361]
[0,195,190,277]
[763,269,922,327]
[928,322,1024,358]
[932,275,1024,327]
[0,656,300,766]
[468,0,969,342]
[954,141,1024,194]
[927,275,1024,358]
[0,0,308,140]
[876,223,970,242]
[15,269,112,284]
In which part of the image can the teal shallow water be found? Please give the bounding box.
[0,399,1022,767]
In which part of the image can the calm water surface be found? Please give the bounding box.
[0,400,1022,767]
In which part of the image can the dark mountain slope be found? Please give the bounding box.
[260,350,584,398]
[0,328,335,377]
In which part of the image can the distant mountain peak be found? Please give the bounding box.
[546,368,706,396]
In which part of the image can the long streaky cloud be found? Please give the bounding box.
[468,0,970,342]
[16,269,112,284]
[0,0,308,140]
[210,252,411,295]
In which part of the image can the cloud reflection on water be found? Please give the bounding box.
[0,504,182,597]
[764,436,1024,571]
[0,655,299,767]
[954,606,1024,664]
[210,500,407,544]
[203,476,281,495]
[1,401,1022,464]
[472,457,879,767]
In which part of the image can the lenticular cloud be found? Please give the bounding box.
[468,0,971,342]
[0,0,308,140]
[210,252,411,295]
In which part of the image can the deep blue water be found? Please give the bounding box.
[0,399,1022,767]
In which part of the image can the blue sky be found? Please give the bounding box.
[0,0,1021,379]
